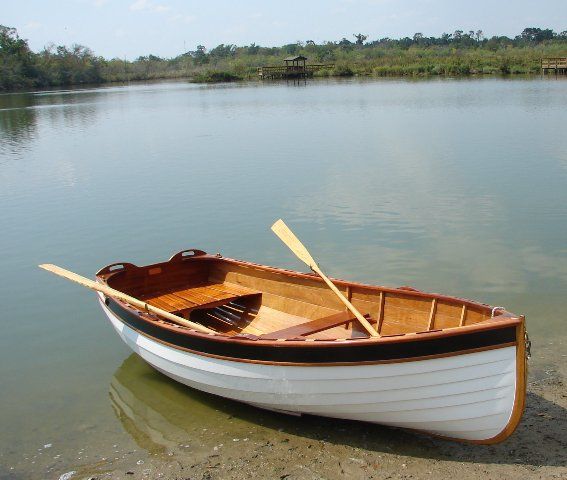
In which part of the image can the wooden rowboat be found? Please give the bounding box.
[90,248,528,444]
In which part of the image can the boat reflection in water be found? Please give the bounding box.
[109,353,282,454]
[108,353,409,460]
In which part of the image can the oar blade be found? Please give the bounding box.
[271,219,316,268]
[270,220,380,338]
[39,263,97,289]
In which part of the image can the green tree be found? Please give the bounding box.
[246,43,260,55]
[0,25,37,90]
[191,45,208,65]
[209,44,236,59]
[283,43,298,55]
[353,33,367,45]
[413,33,424,43]
[519,27,555,42]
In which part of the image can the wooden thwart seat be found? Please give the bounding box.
[260,311,372,340]
[140,282,261,314]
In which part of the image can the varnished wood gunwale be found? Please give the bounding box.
[103,295,518,366]
[97,252,523,347]
[108,295,521,347]
[216,255,496,311]
[99,253,510,320]
[103,294,519,363]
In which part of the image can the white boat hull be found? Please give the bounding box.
[99,295,518,442]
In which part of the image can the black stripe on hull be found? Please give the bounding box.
[106,299,516,364]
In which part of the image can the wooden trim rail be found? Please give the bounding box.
[541,57,567,74]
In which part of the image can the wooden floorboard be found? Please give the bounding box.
[174,287,226,305]
[140,282,261,313]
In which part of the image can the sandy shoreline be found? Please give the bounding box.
[45,357,566,480]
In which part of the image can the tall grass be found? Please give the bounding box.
[2,22,566,90]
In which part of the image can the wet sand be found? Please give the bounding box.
[38,350,566,480]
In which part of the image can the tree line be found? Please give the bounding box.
[1,25,566,91]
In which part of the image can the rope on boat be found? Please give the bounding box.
[525,330,532,359]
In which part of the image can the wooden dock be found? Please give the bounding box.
[258,64,335,79]
[258,55,334,79]
[541,57,567,74]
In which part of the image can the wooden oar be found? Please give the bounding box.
[38,263,217,335]
[271,219,379,338]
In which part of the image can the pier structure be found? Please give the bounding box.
[258,55,334,79]
[541,57,567,75]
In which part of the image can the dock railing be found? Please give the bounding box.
[541,57,567,73]
[258,64,335,79]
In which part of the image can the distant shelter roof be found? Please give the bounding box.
[284,55,307,61]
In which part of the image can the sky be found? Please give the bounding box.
[3,0,566,60]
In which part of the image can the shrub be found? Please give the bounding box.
[192,70,242,83]
[332,64,354,76]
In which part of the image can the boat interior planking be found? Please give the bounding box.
[97,250,510,341]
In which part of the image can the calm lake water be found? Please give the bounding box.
[1,77,566,479]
